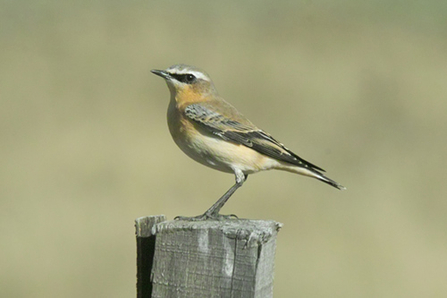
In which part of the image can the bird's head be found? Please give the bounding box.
[151,64,217,101]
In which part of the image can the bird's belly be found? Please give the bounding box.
[175,129,273,174]
[167,104,278,174]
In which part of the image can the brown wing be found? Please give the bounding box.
[184,103,326,173]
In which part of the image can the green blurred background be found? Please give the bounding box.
[1,0,447,297]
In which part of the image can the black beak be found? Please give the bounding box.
[151,69,170,79]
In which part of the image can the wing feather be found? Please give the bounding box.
[185,103,325,172]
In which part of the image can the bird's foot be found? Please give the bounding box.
[174,212,238,221]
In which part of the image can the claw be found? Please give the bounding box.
[174,213,238,221]
[174,214,207,221]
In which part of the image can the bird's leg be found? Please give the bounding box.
[202,172,247,220]
[175,171,248,221]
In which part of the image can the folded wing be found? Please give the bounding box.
[185,103,326,173]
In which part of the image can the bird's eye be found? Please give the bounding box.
[170,73,196,84]
[185,74,196,83]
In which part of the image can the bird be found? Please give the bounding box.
[151,64,345,220]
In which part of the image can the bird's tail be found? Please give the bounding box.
[278,163,346,190]
[314,172,346,190]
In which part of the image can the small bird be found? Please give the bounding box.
[151,64,345,220]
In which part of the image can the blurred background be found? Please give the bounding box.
[1,0,447,297]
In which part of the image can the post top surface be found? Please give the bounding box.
[153,218,283,246]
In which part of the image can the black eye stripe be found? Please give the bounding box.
[170,73,196,84]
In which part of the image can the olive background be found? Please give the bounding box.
[1,1,447,297]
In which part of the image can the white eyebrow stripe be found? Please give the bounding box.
[167,68,210,82]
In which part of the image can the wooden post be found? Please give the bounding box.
[136,215,167,298]
[135,215,282,298]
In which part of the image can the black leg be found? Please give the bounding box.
[175,173,248,221]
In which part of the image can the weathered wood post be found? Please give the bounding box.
[136,215,282,298]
